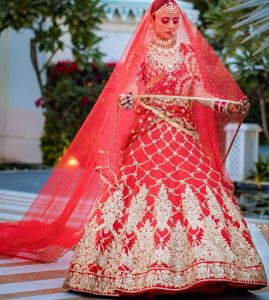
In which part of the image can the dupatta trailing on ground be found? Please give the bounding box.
[0,0,247,262]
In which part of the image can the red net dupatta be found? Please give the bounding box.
[0,1,246,262]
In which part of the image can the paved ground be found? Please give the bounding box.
[0,170,51,194]
[0,170,269,299]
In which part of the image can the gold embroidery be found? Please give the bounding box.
[144,74,167,93]
[139,101,199,141]
[64,109,267,295]
[125,183,148,234]
[182,185,203,231]
[139,95,190,107]
[64,181,267,295]
[154,183,173,231]
[145,40,184,81]
[206,185,226,229]
[97,184,124,232]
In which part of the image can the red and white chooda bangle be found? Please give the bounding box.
[213,100,231,115]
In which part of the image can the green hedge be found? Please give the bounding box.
[36,61,116,166]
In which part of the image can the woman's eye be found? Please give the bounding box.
[161,19,169,24]
[173,19,179,24]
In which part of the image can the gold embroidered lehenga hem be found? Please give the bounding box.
[64,263,266,297]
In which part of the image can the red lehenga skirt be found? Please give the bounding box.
[63,118,267,297]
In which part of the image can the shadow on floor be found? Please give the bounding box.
[67,288,268,300]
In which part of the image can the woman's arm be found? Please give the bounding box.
[118,65,145,110]
[192,74,248,115]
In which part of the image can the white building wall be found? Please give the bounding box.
[0,29,45,163]
[54,0,200,63]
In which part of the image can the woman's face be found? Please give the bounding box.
[153,10,180,40]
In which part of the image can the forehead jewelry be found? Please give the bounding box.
[154,1,180,17]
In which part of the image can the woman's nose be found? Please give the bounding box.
[168,20,175,29]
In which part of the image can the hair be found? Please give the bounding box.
[150,0,178,17]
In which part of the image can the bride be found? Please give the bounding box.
[0,0,267,297]
[63,0,267,297]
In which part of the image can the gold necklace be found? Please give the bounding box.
[146,37,184,80]
[152,35,176,48]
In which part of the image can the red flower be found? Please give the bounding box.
[50,61,79,81]
[91,62,99,70]
[35,97,44,108]
[82,96,90,106]
[105,61,117,69]
[94,73,102,83]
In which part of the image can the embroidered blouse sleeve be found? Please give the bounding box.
[190,56,215,110]
[191,59,234,114]
[125,61,147,108]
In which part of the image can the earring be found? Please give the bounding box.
[149,24,154,35]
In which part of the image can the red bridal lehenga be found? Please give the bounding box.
[0,0,267,297]
[63,3,267,297]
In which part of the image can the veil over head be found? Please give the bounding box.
[0,0,246,262]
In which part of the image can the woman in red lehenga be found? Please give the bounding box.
[0,0,267,297]
[63,0,267,297]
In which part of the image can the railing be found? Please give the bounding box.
[100,0,200,24]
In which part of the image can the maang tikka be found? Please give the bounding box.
[153,1,180,18]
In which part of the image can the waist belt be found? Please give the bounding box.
[139,100,199,141]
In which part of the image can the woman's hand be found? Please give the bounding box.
[227,99,250,115]
[241,99,250,114]
[227,103,242,114]
[118,92,135,110]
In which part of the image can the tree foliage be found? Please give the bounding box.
[0,0,105,97]
[192,0,269,143]
[225,0,269,55]
[38,61,116,166]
